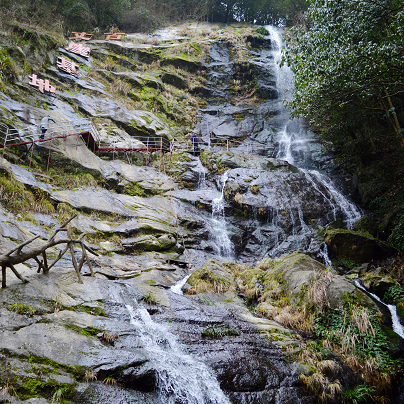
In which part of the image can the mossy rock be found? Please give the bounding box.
[122,234,176,252]
[266,252,378,311]
[187,259,235,294]
[353,215,378,237]
[161,56,201,73]
[362,275,399,298]
[160,71,187,89]
[325,228,397,263]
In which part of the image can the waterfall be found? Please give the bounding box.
[210,171,234,259]
[268,25,361,230]
[195,157,207,189]
[126,305,231,403]
[307,170,361,229]
[170,274,191,295]
[353,280,404,338]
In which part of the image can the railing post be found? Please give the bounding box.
[28,141,34,171]
[2,128,8,158]
[47,138,53,174]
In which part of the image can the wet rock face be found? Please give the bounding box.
[224,167,339,227]
[0,267,313,404]
[325,229,398,263]
[166,293,314,404]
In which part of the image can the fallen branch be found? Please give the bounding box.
[0,215,99,287]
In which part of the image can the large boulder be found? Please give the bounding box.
[325,228,397,264]
[186,259,236,294]
[268,252,379,311]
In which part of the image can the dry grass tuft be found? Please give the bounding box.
[84,370,97,383]
[307,270,333,309]
[186,269,233,294]
[351,307,375,336]
[300,372,342,403]
[317,360,341,377]
[299,372,328,396]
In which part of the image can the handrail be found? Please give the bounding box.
[0,118,275,159]
[170,137,277,157]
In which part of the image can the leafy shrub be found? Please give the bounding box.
[342,384,375,404]
[388,210,404,251]
[254,27,269,36]
[383,285,404,305]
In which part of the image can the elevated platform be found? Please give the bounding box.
[0,118,276,173]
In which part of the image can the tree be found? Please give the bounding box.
[284,0,404,145]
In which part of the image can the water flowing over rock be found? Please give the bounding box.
[0,21,399,404]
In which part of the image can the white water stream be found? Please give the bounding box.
[194,156,208,189]
[268,25,361,233]
[210,171,234,259]
[126,305,231,403]
[353,280,404,338]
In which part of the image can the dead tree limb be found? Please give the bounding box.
[0,215,98,288]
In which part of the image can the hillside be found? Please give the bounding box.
[0,19,403,404]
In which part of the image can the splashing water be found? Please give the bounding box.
[353,280,404,338]
[126,305,231,403]
[170,274,191,295]
[308,170,361,229]
[268,25,361,235]
[210,171,234,259]
[195,157,208,189]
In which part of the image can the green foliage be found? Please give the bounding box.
[64,323,103,337]
[284,0,404,230]
[66,304,107,317]
[6,303,40,317]
[123,182,147,197]
[0,172,54,215]
[388,210,404,251]
[339,258,358,270]
[315,306,402,373]
[0,49,15,81]
[140,293,159,305]
[254,26,269,36]
[342,384,375,404]
[201,325,239,339]
[17,378,75,401]
[383,285,404,305]
[28,356,85,380]
[44,169,99,190]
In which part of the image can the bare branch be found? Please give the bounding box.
[0,215,95,287]
[6,235,41,257]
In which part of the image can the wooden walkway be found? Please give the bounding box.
[0,119,275,173]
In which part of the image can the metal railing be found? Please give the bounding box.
[0,118,96,149]
[171,137,277,157]
[97,135,171,153]
[0,118,276,166]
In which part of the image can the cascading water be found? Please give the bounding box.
[195,157,208,189]
[269,25,361,230]
[210,171,234,259]
[126,304,231,404]
[353,280,404,338]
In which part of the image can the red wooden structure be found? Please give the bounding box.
[29,74,56,94]
[69,32,93,41]
[57,57,80,76]
[66,42,91,58]
[104,33,126,40]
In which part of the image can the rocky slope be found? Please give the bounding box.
[0,21,403,404]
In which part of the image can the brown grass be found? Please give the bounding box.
[307,270,333,309]
[351,307,375,336]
